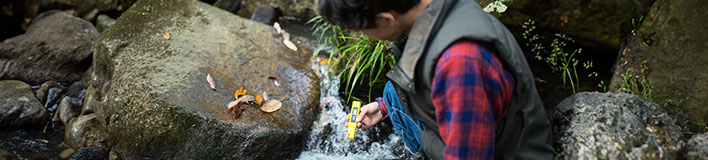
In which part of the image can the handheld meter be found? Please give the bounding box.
[346,101,361,140]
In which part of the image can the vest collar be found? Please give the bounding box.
[386,0,449,91]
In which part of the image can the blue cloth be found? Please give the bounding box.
[382,81,426,158]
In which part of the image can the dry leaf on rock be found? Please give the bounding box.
[319,59,329,65]
[226,100,239,112]
[260,100,282,113]
[274,22,282,34]
[262,91,270,101]
[273,80,281,87]
[283,39,297,51]
[234,87,247,99]
[206,74,216,90]
[163,32,171,40]
[255,94,263,105]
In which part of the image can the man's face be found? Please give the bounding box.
[360,24,403,41]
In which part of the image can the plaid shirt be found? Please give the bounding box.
[378,39,515,159]
[432,39,515,159]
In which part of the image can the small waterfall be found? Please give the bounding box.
[297,61,410,159]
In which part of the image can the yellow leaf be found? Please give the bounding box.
[163,32,171,40]
[255,94,263,105]
[260,100,282,113]
[234,87,247,99]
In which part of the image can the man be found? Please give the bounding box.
[320,0,554,159]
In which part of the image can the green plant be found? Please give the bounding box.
[619,60,653,102]
[631,15,645,35]
[308,16,396,102]
[522,19,590,93]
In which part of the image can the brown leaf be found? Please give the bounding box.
[268,76,278,80]
[163,32,171,40]
[226,100,239,112]
[234,87,247,99]
[206,74,216,90]
[260,100,282,113]
[255,94,263,105]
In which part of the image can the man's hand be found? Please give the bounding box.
[345,102,383,131]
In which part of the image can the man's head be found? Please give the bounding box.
[318,0,423,41]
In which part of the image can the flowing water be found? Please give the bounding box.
[297,59,411,159]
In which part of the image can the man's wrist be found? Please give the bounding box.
[376,97,389,119]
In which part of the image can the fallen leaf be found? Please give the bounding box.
[281,32,290,40]
[234,87,247,99]
[274,80,281,87]
[226,95,254,117]
[262,91,270,101]
[226,100,239,112]
[260,99,282,113]
[255,94,263,105]
[163,32,171,40]
[206,74,216,90]
[283,39,297,51]
[319,59,329,65]
[274,22,282,34]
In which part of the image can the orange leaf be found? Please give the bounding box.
[234,87,247,99]
[163,32,171,40]
[255,94,263,105]
[319,59,329,65]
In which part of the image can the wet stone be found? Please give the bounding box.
[67,146,108,160]
[0,80,48,127]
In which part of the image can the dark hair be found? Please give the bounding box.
[318,0,421,30]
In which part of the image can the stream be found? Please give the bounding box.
[297,58,410,159]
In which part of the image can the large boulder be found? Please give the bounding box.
[476,0,654,50]
[238,0,317,19]
[552,92,682,159]
[608,0,708,131]
[0,10,98,85]
[682,133,708,160]
[77,0,319,159]
[0,80,49,127]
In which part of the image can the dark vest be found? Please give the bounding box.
[385,0,554,159]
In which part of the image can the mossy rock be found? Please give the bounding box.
[78,0,320,159]
[476,0,653,50]
[609,0,708,132]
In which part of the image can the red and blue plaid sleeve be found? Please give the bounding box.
[431,39,515,160]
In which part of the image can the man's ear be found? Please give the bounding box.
[375,12,397,27]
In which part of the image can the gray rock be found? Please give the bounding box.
[80,86,101,116]
[240,0,317,19]
[65,114,106,149]
[0,80,48,127]
[53,96,80,126]
[214,0,242,15]
[67,146,108,160]
[0,10,99,84]
[36,81,59,104]
[552,92,682,159]
[44,0,118,21]
[77,0,319,159]
[683,133,708,160]
[608,0,708,132]
[96,14,116,33]
[250,4,281,25]
[475,0,653,50]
